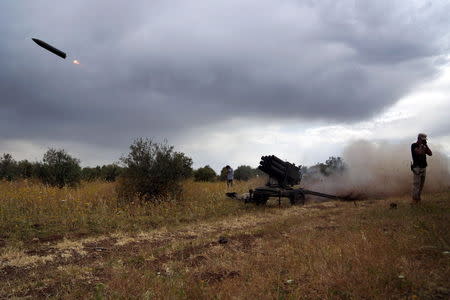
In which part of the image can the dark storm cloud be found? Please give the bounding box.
[0,0,449,149]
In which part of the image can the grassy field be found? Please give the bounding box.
[0,180,449,299]
[0,179,261,245]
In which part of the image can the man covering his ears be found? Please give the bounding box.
[411,133,432,203]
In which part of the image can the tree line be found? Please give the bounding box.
[0,138,264,199]
[0,138,345,202]
[193,165,265,182]
[300,156,346,180]
[0,150,123,187]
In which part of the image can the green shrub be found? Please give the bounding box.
[194,165,217,182]
[0,153,18,181]
[219,166,228,181]
[234,165,265,181]
[306,156,346,177]
[117,138,193,202]
[81,166,102,181]
[81,164,123,182]
[234,165,253,181]
[39,148,82,188]
[101,164,123,182]
[17,160,35,179]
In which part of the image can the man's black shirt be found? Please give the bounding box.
[411,142,427,168]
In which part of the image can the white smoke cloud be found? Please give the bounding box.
[304,140,450,198]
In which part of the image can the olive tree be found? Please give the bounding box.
[39,148,82,187]
[117,138,193,202]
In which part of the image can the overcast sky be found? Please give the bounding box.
[1,0,449,171]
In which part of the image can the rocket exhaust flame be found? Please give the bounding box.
[73,60,80,65]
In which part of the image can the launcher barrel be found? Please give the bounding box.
[258,155,301,187]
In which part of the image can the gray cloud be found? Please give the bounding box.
[0,0,449,161]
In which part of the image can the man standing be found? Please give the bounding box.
[226,165,234,188]
[411,133,432,203]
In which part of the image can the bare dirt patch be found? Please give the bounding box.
[195,270,241,284]
[3,195,449,299]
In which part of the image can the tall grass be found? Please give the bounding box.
[0,179,262,243]
[96,193,450,299]
[1,179,449,299]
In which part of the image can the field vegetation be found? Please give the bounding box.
[0,178,261,245]
[1,140,449,298]
[0,178,449,299]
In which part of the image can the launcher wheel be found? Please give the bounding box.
[290,192,305,205]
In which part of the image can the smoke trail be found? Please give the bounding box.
[304,140,450,198]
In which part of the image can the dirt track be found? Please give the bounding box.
[1,201,349,298]
[2,197,449,299]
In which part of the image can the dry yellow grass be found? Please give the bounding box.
[0,180,449,299]
[0,179,261,244]
[91,194,450,300]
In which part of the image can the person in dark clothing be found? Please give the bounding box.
[411,133,432,203]
[225,165,234,188]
